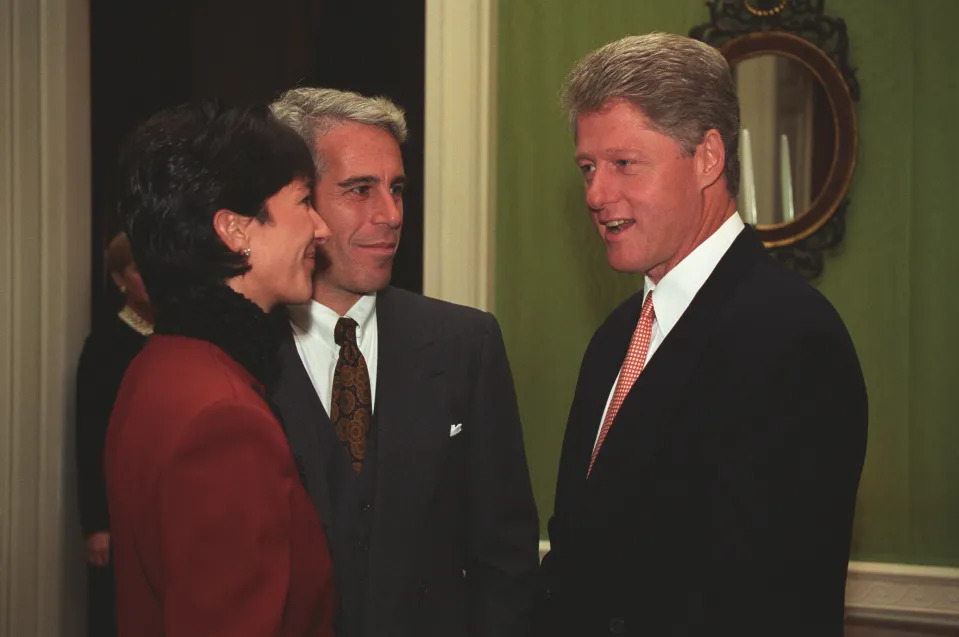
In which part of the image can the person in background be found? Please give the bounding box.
[76,230,153,637]
[105,100,335,636]
[269,87,540,637]
[536,32,867,636]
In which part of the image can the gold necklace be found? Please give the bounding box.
[118,305,154,336]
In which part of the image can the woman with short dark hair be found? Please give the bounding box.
[105,101,334,637]
[76,231,153,637]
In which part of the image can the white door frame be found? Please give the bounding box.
[0,0,90,634]
[424,0,497,311]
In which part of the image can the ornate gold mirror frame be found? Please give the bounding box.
[691,0,860,279]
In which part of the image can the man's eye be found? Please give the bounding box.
[579,164,595,175]
[614,159,633,168]
[390,185,405,197]
[350,186,370,195]
[300,195,313,206]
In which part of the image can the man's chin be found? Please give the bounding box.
[606,255,646,275]
[312,265,394,297]
[365,276,393,295]
[348,273,393,296]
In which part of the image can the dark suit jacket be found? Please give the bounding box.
[76,309,147,535]
[537,229,867,637]
[106,335,336,637]
[272,286,540,637]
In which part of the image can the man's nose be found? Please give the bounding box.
[372,188,402,228]
[310,205,331,241]
[585,167,616,212]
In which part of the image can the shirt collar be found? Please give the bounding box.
[289,293,378,348]
[643,212,745,337]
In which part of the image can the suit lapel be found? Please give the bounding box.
[371,287,442,498]
[374,288,420,460]
[273,327,336,527]
[367,287,446,609]
[560,291,642,489]
[588,229,766,477]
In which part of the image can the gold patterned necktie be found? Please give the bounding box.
[331,317,372,473]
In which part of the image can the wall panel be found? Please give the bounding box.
[496,0,959,568]
[0,0,90,634]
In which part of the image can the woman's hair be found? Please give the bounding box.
[117,100,315,309]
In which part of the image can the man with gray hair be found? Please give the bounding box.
[536,33,866,635]
[269,87,539,637]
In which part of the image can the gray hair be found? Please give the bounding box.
[270,87,408,173]
[561,32,740,197]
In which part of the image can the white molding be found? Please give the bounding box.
[0,0,89,634]
[423,0,496,311]
[536,542,959,630]
[846,561,959,628]
[0,0,13,630]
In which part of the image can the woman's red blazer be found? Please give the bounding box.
[105,334,335,637]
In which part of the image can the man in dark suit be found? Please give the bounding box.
[536,33,868,636]
[269,88,539,637]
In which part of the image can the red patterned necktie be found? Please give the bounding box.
[331,317,372,473]
[587,292,656,478]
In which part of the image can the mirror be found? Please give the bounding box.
[734,54,834,226]
[691,0,860,279]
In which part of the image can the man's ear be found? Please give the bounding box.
[212,209,253,253]
[695,128,726,190]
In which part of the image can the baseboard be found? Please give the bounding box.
[845,561,959,629]
[536,541,959,629]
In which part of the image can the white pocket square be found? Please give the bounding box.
[449,423,463,437]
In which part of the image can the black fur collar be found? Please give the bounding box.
[154,284,284,388]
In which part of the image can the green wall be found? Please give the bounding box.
[496,0,959,566]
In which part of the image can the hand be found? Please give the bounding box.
[84,531,110,567]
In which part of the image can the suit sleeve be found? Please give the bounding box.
[465,315,540,637]
[75,333,115,535]
[158,400,296,637]
[704,326,868,634]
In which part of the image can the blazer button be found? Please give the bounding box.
[356,537,369,551]
[359,500,372,512]
[609,617,625,634]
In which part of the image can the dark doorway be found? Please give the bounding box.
[90,0,425,314]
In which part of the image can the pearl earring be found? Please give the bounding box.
[242,248,251,257]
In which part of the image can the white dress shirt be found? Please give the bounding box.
[289,294,379,416]
[595,213,746,444]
